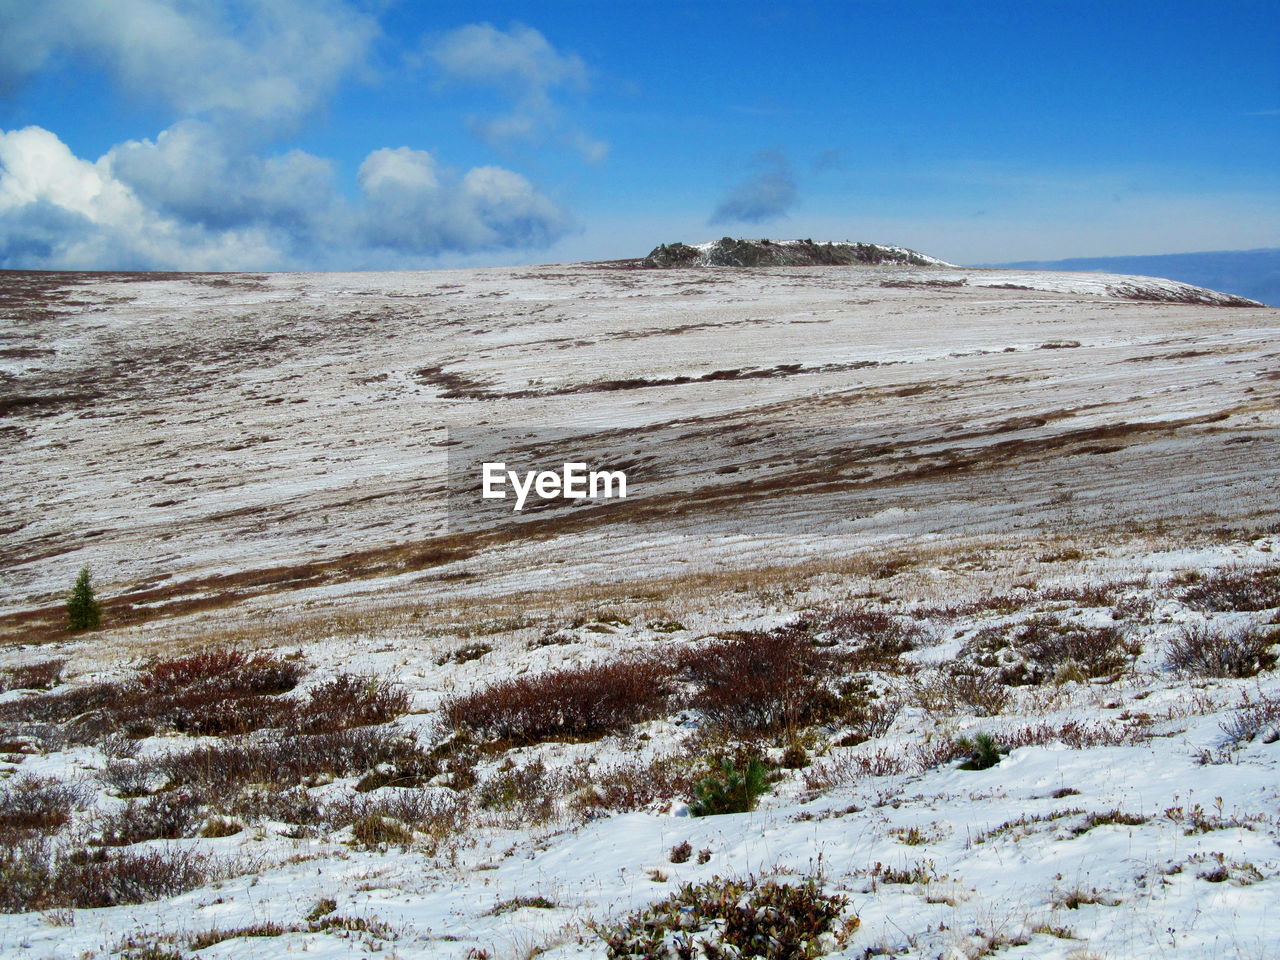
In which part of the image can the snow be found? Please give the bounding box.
[1,260,1278,957]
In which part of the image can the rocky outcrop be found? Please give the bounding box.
[641,237,951,268]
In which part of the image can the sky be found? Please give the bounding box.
[0,0,1276,271]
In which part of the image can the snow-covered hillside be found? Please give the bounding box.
[0,259,1277,958]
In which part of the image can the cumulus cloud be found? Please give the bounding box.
[0,125,571,270]
[426,23,607,163]
[358,147,570,254]
[105,121,337,236]
[0,0,376,129]
[0,126,279,269]
[0,8,586,269]
[710,151,799,225]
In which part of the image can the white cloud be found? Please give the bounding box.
[428,22,587,93]
[359,147,571,254]
[0,125,572,270]
[0,8,588,268]
[427,22,607,163]
[105,121,336,234]
[0,126,279,269]
[0,0,377,128]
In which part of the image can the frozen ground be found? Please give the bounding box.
[0,259,1278,959]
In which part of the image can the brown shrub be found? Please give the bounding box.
[836,696,903,745]
[139,649,302,696]
[572,755,699,817]
[157,728,436,797]
[0,843,221,912]
[1180,567,1280,612]
[100,760,159,798]
[818,607,926,659]
[255,787,465,849]
[289,675,410,734]
[907,720,1145,774]
[443,658,672,744]
[476,758,572,823]
[1038,581,1138,607]
[1166,623,1276,678]
[93,791,203,846]
[0,776,87,834]
[805,749,912,789]
[0,649,308,743]
[911,669,1010,717]
[0,660,65,692]
[1221,690,1280,744]
[968,617,1137,685]
[678,632,837,734]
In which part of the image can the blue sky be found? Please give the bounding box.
[0,0,1276,270]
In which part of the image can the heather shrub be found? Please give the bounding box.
[289,674,410,733]
[157,728,436,796]
[836,693,903,745]
[139,649,302,695]
[571,755,698,817]
[0,843,220,912]
[0,651,409,745]
[100,759,161,798]
[1038,580,1136,607]
[443,657,671,744]
[1166,623,1276,678]
[679,632,837,733]
[912,668,1010,717]
[0,649,311,743]
[818,605,926,665]
[0,660,65,692]
[476,758,563,822]
[968,617,1136,685]
[1180,566,1280,612]
[598,875,855,959]
[1220,690,1280,744]
[0,775,87,834]
[93,791,203,846]
[273,790,464,849]
[349,814,414,851]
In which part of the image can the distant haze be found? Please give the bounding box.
[990,249,1280,307]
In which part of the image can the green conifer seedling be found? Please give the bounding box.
[66,567,101,631]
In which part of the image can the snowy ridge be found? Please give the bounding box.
[641,237,955,268]
[965,268,1266,308]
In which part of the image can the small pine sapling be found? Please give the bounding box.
[689,757,769,816]
[957,732,1002,770]
[66,567,101,631]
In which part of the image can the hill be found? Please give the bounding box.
[0,261,1277,958]
[994,248,1280,307]
[641,236,952,268]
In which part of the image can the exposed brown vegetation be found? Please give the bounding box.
[1166,623,1277,678]
[1179,566,1280,612]
[443,657,671,744]
[677,632,837,734]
